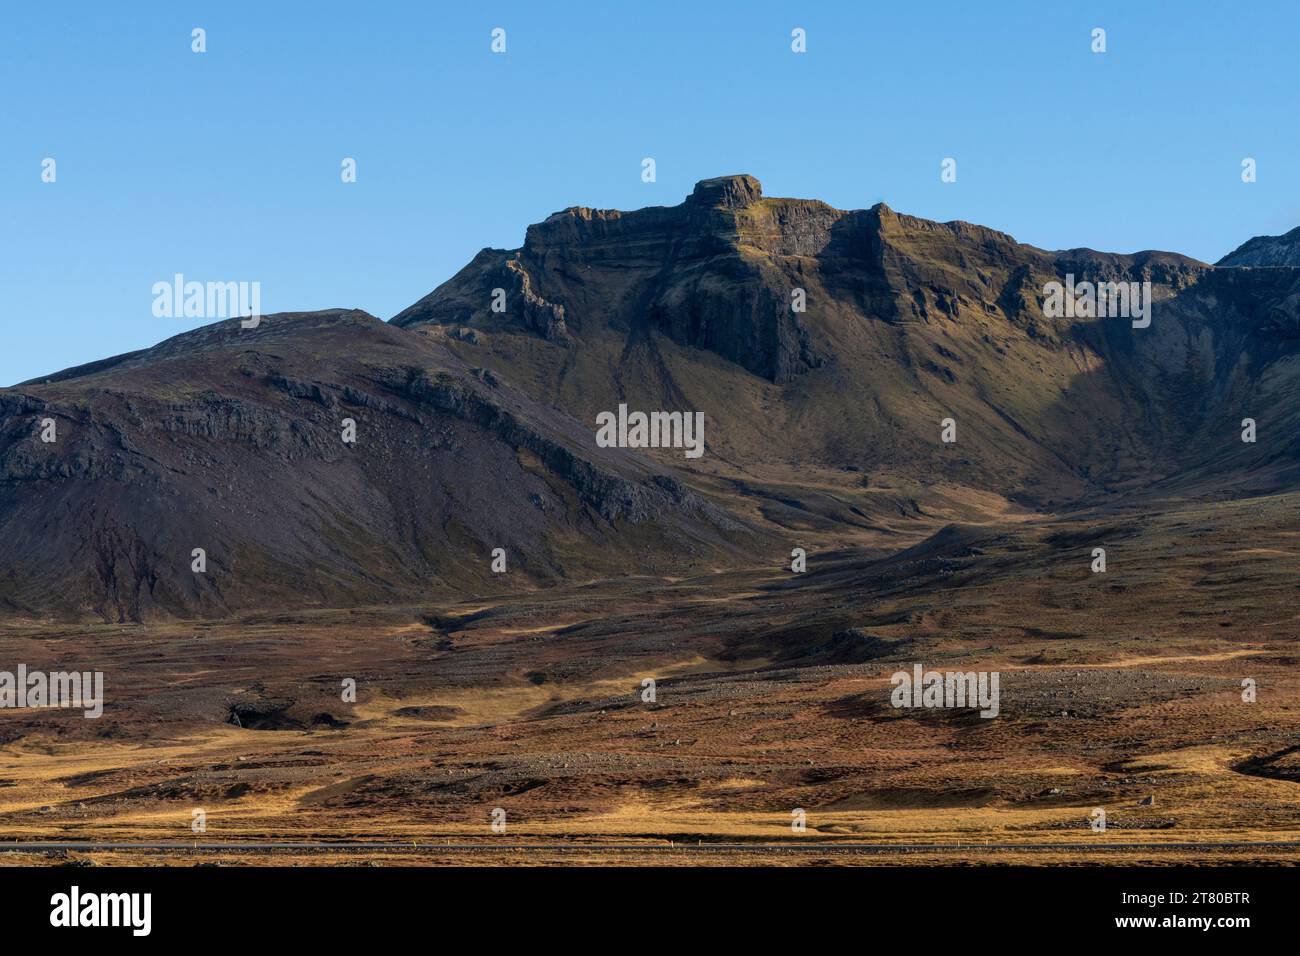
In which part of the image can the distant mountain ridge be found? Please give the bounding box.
[1218,225,1300,267]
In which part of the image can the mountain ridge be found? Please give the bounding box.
[1218,224,1300,267]
[6,176,1300,621]
[391,175,1300,502]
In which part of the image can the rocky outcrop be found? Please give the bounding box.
[503,257,568,340]
[396,174,834,382]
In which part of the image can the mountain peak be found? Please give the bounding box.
[688,174,762,208]
[1218,224,1300,267]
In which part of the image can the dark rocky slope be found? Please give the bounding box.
[0,310,759,621]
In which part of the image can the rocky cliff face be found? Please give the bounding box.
[393,176,1300,506]
[396,175,828,383]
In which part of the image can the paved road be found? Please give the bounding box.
[3,840,1298,854]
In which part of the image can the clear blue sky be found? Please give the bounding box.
[3,0,1296,385]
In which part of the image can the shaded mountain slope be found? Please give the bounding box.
[0,310,761,621]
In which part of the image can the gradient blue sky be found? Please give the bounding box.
[3,0,1297,385]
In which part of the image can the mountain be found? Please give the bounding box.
[1219,225,1300,267]
[395,175,1300,506]
[0,310,758,622]
[6,175,1300,622]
